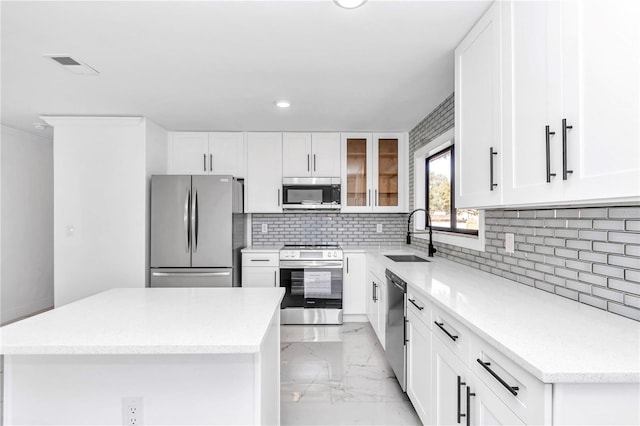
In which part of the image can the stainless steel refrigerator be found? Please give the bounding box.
[150,175,245,287]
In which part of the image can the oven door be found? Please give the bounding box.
[279,261,343,309]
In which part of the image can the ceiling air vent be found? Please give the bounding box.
[44,55,99,75]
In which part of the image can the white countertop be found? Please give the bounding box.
[242,245,282,252]
[0,288,285,355]
[366,246,640,383]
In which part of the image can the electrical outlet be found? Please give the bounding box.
[123,397,144,426]
[505,233,515,254]
[261,223,268,233]
[376,224,383,233]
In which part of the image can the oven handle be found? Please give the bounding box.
[279,261,344,269]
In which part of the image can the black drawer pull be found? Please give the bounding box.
[408,298,424,311]
[476,359,519,396]
[434,321,458,341]
[545,125,556,182]
[562,118,573,180]
[489,146,498,191]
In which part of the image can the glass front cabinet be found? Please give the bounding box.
[341,133,408,213]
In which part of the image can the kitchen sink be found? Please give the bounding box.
[384,255,430,263]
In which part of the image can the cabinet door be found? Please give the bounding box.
[376,277,387,349]
[406,310,431,425]
[432,334,468,426]
[455,2,503,209]
[561,0,640,202]
[242,267,279,288]
[372,133,405,212]
[168,132,209,175]
[209,132,244,177]
[341,133,373,212]
[311,133,341,177]
[282,133,312,178]
[246,133,283,213]
[343,253,367,315]
[467,375,525,426]
[501,1,566,206]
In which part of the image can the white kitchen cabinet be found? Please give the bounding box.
[454,2,503,209]
[559,0,640,203]
[341,133,407,213]
[432,333,469,426]
[241,251,279,288]
[343,252,367,316]
[366,269,386,349]
[168,132,244,177]
[282,133,340,178]
[406,305,431,425]
[246,133,283,213]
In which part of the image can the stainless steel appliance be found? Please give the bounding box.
[282,177,341,210]
[150,175,245,287]
[279,244,343,324]
[385,268,407,391]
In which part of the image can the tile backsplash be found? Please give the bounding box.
[411,206,640,321]
[251,213,406,246]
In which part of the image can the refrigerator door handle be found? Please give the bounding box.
[191,187,198,253]
[184,188,191,253]
[151,271,231,277]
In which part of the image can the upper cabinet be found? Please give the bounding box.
[246,132,283,213]
[282,133,341,178]
[457,0,640,209]
[341,133,408,213]
[168,132,244,177]
[454,2,503,209]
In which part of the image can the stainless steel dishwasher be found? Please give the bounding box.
[385,268,407,391]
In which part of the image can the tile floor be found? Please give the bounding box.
[281,323,421,425]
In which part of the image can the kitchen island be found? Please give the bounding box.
[1,287,284,425]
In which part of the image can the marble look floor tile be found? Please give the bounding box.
[281,323,421,425]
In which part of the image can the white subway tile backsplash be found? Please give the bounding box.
[607,302,640,321]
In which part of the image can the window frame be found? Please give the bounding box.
[412,128,485,252]
[425,145,479,236]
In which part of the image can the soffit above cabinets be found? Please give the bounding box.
[2,1,490,136]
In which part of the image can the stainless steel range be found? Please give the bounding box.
[279,244,343,325]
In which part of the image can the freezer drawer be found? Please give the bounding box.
[150,268,233,288]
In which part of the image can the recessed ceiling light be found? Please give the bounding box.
[333,0,367,9]
[275,100,291,108]
[44,55,100,75]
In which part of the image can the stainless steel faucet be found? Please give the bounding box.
[407,208,436,257]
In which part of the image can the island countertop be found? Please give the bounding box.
[0,287,285,355]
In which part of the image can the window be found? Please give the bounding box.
[426,146,478,235]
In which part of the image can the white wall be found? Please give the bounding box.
[0,125,54,324]
[50,117,152,306]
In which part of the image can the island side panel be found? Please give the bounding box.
[552,383,640,425]
[255,307,281,425]
[3,353,257,425]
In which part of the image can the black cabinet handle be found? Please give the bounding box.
[545,125,556,182]
[489,147,498,191]
[313,154,317,172]
[346,257,349,274]
[307,154,310,172]
[408,298,424,311]
[203,153,207,172]
[466,386,475,426]
[404,318,409,344]
[457,376,466,423]
[435,321,458,341]
[476,359,519,396]
[210,154,213,172]
[562,118,573,180]
[372,282,378,302]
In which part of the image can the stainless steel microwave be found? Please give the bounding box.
[282,177,341,210]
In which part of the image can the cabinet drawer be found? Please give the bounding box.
[432,305,469,364]
[469,335,550,425]
[406,289,431,330]
[242,252,279,267]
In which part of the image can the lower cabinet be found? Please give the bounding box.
[432,334,469,425]
[467,374,525,426]
[343,253,367,315]
[366,269,386,349]
[406,308,431,425]
[241,251,279,287]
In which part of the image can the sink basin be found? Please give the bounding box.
[385,255,430,263]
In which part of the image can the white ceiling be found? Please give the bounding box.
[1,0,491,137]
